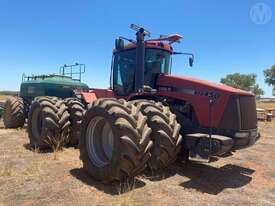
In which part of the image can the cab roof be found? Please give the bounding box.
[113,41,173,54]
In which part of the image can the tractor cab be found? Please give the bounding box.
[112,43,171,95]
[111,24,194,96]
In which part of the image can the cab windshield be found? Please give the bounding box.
[112,49,171,95]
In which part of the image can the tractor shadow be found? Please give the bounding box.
[142,156,220,182]
[23,143,77,153]
[143,161,254,195]
[69,162,254,195]
[142,167,178,181]
[23,143,54,153]
[0,124,27,129]
[177,162,255,195]
[70,168,146,195]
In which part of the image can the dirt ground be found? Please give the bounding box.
[0,121,274,206]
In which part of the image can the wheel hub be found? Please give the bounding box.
[86,116,114,167]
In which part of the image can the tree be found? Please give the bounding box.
[264,65,275,96]
[220,73,264,98]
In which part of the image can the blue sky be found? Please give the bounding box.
[0,0,274,97]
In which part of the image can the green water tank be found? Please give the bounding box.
[20,75,89,103]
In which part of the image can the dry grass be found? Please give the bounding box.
[257,101,275,109]
[44,133,70,160]
[0,130,43,179]
[0,95,9,102]
[0,162,13,177]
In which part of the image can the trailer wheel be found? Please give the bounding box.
[3,96,26,128]
[27,96,70,149]
[131,100,183,170]
[80,98,153,182]
[64,98,86,145]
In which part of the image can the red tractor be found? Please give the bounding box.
[27,24,258,183]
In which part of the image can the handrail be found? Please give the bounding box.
[22,63,86,82]
[59,63,86,81]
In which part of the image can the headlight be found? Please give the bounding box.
[235,132,250,138]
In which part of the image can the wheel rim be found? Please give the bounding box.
[86,116,114,167]
[31,107,42,141]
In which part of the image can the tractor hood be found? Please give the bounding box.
[156,74,254,96]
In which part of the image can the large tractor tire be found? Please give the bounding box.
[79,98,153,182]
[3,96,26,128]
[27,96,70,149]
[131,100,183,171]
[64,98,86,145]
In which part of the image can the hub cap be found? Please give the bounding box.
[86,116,114,167]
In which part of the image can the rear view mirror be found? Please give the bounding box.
[172,52,194,67]
[189,57,194,67]
[115,38,124,50]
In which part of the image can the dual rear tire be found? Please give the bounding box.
[64,98,86,145]
[27,97,86,149]
[3,96,26,128]
[27,96,71,149]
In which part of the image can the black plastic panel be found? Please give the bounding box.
[239,96,257,130]
[219,95,257,131]
[219,95,241,131]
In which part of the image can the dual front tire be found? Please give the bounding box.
[80,99,153,181]
[131,100,183,171]
[27,96,71,149]
[80,98,182,182]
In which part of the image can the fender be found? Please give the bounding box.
[81,89,114,104]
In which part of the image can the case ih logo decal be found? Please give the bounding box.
[159,86,220,99]
[194,90,220,99]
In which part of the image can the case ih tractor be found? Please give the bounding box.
[3,64,88,146]
[76,24,259,182]
[3,24,259,184]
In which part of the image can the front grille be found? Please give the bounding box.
[219,95,241,131]
[239,96,257,130]
[219,95,257,131]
